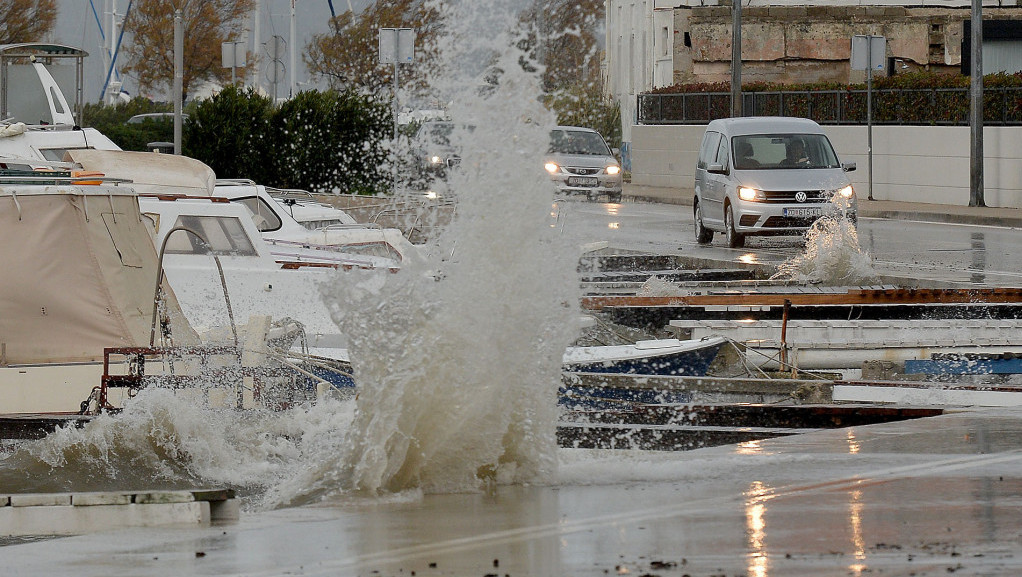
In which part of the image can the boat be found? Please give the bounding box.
[0,171,198,414]
[671,318,1022,372]
[563,336,727,376]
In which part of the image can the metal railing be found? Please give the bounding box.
[637,86,1022,126]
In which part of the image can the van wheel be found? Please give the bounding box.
[694,201,713,244]
[725,205,745,249]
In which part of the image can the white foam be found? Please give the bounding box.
[772,215,877,285]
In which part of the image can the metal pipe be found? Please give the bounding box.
[151,226,238,348]
[780,298,791,372]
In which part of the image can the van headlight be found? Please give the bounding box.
[738,187,763,202]
[605,165,621,175]
[837,185,854,198]
[544,162,560,174]
[430,155,443,165]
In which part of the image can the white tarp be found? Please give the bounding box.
[64,149,216,197]
[0,185,198,364]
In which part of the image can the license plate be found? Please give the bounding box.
[784,207,823,218]
[567,176,599,187]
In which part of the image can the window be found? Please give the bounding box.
[731,134,840,170]
[231,197,283,232]
[697,131,721,169]
[714,136,730,169]
[164,215,257,256]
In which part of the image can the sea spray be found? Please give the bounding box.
[276,3,582,499]
[0,388,354,498]
[772,215,877,285]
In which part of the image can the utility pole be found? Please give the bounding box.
[289,0,297,97]
[174,9,182,155]
[730,0,742,117]
[970,0,986,207]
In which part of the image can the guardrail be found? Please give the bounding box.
[637,86,1022,126]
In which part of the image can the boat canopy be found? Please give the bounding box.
[0,184,198,364]
[65,149,217,196]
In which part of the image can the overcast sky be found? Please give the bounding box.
[52,1,367,102]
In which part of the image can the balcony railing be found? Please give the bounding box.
[637,87,1022,126]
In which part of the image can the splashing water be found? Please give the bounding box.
[772,215,877,285]
[0,2,579,506]
[277,1,581,501]
[0,388,354,498]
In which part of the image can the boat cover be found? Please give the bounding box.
[64,149,216,197]
[0,185,198,364]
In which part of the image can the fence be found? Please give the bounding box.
[637,87,1022,126]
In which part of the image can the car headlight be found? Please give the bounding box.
[738,187,762,202]
[837,185,854,198]
[605,165,621,175]
[544,162,560,174]
[429,155,443,165]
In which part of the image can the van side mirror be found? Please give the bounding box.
[842,162,857,172]
[611,147,620,158]
[707,163,727,175]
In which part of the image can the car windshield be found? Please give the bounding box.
[732,133,840,170]
[549,129,612,156]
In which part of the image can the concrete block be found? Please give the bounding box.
[0,495,9,507]
[11,493,71,507]
[0,502,211,537]
[210,498,241,522]
[135,491,195,504]
[72,492,132,506]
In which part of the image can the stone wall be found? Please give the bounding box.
[673,6,1022,86]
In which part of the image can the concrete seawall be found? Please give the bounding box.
[0,489,238,538]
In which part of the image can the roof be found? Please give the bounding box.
[706,116,825,136]
[0,43,88,58]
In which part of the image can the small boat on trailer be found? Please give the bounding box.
[561,337,729,408]
[563,336,727,376]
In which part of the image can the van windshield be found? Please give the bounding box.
[732,134,840,170]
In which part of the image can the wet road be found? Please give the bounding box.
[8,410,1022,576]
[555,199,1022,286]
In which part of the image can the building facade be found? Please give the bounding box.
[605,0,1022,165]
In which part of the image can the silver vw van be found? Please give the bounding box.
[693,117,857,248]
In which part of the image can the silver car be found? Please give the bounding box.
[693,117,857,248]
[545,126,623,202]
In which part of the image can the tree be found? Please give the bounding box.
[121,0,254,101]
[269,89,392,194]
[304,0,443,94]
[183,86,275,182]
[0,0,56,44]
[517,0,604,93]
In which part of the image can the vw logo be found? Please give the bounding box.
[794,191,807,203]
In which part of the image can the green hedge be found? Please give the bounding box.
[642,72,1022,125]
[81,87,393,194]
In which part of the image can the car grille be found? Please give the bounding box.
[565,167,602,176]
[762,215,819,228]
[760,190,829,204]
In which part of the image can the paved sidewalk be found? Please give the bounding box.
[624,183,1022,228]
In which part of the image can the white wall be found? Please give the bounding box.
[631,124,1022,207]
